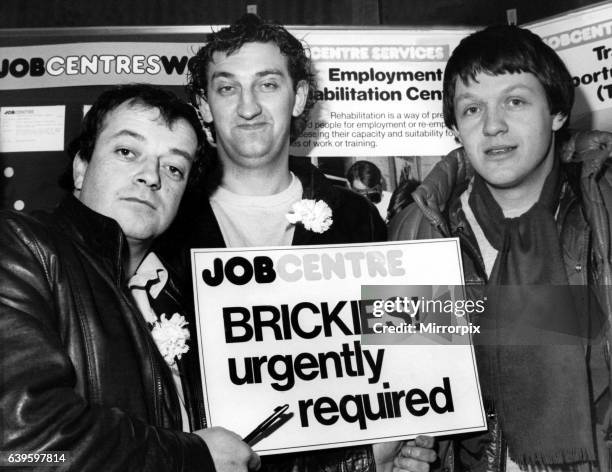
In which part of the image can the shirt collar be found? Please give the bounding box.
[127,252,168,300]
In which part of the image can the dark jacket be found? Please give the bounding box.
[160,158,386,283]
[389,131,612,472]
[158,158,387,472]
[0,196,213,472]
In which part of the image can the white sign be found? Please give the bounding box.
[289,28,472,157]
[527,3,612,130]
[191,240,486,455]
[0,42,203,90]
[0,105,65,152]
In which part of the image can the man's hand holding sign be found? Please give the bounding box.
[374,436,438,472]
[195,428,261,472]
[191,240,486,460]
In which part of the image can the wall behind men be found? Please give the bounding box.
[1,1,610,214]
[0,0,605,28]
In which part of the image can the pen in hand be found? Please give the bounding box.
[243,404,290,446]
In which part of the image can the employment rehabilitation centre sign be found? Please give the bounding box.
[191,240,486,454]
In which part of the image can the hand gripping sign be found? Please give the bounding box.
[191,240,486,454]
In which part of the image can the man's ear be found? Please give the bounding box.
[72,153,88,193]
[552,112,568,132]
[292,80,309,117]
[195,95,214,123]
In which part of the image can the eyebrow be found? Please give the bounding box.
[256,68,286,78]
[109,129,145,141]
[210,71,235,81]
[210,68,286,81]
[455,84,535,102]
[169,147,195,162]
[108,129,195,161]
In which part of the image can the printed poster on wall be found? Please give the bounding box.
[288,28,471,157]
[0,105,65,152]
[191,240,486,455]
[527,2,612,131]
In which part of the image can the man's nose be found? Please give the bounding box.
[483,107,508,136]
[134,157,161,189]
[237,88,262,119]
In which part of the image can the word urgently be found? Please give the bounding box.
[228,340,383,391]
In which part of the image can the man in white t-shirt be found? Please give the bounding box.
[159,13,438,472]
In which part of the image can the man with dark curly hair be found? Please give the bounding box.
[159,13,437,472]
[167,14,387,250]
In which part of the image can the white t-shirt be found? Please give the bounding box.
[210,172,304,248]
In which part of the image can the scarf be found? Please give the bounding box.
[468,157,595,466]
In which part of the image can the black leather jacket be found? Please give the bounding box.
[0,196,213,471]
[158,158,387,472]
[389,131,612,472]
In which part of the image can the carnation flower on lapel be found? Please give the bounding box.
[150,313,190,367]
[286,199,333,233]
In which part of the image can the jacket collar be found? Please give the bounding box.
[289,157,340,207]
[560,129,612,172]
[412,135,595,236]
[186,157,342,248]
[411,147,473,237]
[55,195,128,285]
[289,157,341,246]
